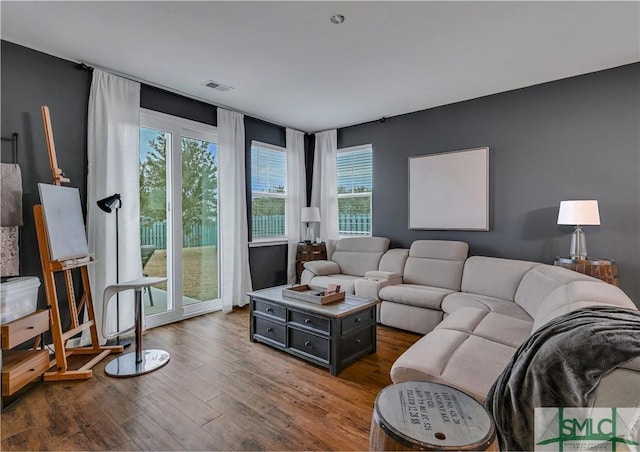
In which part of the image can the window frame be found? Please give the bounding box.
[337,144,373,237]
[250,140,288,245]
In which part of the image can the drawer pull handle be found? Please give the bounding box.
[29,368,36,372]
[266,307,273,313]
[304,319,311,324]
[355,338,361,344]
[355,318,362,323]
[304,341,311,347]
[27,326,35,329]
[266,327,273,333]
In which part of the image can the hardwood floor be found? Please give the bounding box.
[1,307,421,451]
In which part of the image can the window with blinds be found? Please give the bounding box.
[337,145,373,236]
[251,141,287,240]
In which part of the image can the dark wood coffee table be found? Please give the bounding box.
[248,286,378,376]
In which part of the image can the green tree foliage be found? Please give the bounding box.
[338,185,371,214]
[140,134,218,229]
[252,185,285,216]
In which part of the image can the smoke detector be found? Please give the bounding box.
[203,80,233,92]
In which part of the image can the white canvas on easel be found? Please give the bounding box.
[37,183,89,261]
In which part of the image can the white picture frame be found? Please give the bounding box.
[408,147,489,230]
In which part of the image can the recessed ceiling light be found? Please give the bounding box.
[330,14,345,25]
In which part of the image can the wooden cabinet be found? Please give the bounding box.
[1,309,49,399]
[554,256,619,286]
[295,242,327,283]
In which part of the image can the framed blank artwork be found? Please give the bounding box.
[408,147,489,230]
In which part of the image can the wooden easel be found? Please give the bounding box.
[34,106,122,381]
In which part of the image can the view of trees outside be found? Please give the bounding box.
[139,128,219,303]
[140,132,218,236]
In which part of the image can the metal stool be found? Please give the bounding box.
[102,277,170,377]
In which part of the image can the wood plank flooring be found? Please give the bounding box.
[1,307,421,451]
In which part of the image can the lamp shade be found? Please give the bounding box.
[97,193,122,213]
[301,207,321,223]
[557,200,600,225]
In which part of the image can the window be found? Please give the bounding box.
[337,144,373,236]
[251,141,287,240]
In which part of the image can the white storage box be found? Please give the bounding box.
[0,276,41,324]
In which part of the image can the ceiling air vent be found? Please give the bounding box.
[203,80,232,92]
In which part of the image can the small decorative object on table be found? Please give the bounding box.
[282,284,345,304]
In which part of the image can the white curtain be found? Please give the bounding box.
[311,129,339,242]
[285,128,306,283]
[218,108,253,312]
[86,69,141,344]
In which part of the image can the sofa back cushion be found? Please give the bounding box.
[461,256,539,301]
[331,237,390,277]
[514,264,595,317]
[402,240,468,290]
[378,249,410,274]
[532,281,637,331]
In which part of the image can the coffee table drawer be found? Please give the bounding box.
[253,299,286,321]
[342,308,374,335]
[254,316,286,346]
[289,328,329,362]
[341,325,374,359]
[289,309,330,334]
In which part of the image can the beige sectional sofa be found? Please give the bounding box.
[302,237,639,405]
[357,240,638,405]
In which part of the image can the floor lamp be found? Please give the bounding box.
[97,193,131,348]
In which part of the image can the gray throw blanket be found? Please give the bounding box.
[485,306,640,451]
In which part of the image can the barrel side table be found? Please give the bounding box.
[370,381,496,451]
[553,256,619,286]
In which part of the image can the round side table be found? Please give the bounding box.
[369,381,496,451]
[553,256,619,286]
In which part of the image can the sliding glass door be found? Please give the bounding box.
[139,109,221,328]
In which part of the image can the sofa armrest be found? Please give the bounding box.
[364,270,402,281]
[356,272,403,301]
[303,260,341,277]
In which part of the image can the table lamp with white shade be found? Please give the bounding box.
[301,207,321,242]
[557,200,600,259]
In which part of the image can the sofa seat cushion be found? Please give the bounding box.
[379,284,455,310]
[306,274,361,294]
[436,307,533,348]
[391,328,517,402]
[442,292,533,322]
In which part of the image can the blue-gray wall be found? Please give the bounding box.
[1,40,91,327]
[338,63,640,305]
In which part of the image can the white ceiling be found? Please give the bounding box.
[2,1,639,133]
